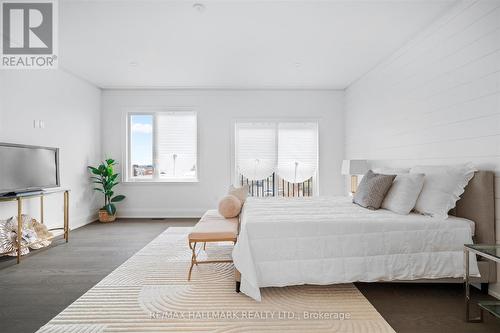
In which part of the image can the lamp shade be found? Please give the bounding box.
[341,160,368,175]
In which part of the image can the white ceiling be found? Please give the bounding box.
[60,0,456,89]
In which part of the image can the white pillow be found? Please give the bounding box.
[372,167,410,175]
[228,184,249,204]
[381,173,425,215]
[410,163,476,219]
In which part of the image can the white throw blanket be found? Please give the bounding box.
[232,196,479,301]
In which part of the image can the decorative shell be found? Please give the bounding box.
[0,215,53,257]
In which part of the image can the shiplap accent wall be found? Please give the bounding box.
[345,0,500,297]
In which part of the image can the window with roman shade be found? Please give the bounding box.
[234,121,318,196]
[127,111,197,182]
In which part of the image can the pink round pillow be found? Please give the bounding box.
[218,195,242,218]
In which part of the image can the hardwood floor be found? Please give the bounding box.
[356,282,499,333]
[0,218,196,333]
[0,218,498,333]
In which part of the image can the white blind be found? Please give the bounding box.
[157,112,197,179]
[235,122,318,183]
[277,122,318,183]
[235,123,277,181]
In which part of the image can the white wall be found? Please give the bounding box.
[0,70,102,230]
[345,0,500,297]
[101,89,345,218]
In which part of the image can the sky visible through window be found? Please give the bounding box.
[130,115,153,166]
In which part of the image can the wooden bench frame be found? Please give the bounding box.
[187,236,237,281]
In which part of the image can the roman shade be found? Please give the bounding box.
[277,122,318,183]
[235,122,318,183]
[157,112,197,179]
[235,122,277,181]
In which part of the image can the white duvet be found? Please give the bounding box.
[232,196,479,301]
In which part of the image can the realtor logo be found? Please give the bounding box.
[1,0,58,69]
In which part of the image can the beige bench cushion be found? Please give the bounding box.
[188,210,238,242]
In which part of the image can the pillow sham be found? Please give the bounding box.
[353,170,396,210]
[228,184,249,204]
[410,163,476,219]
[372,167,410,175]
[381,173,425,215]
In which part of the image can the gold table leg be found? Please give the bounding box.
[64,191,69,242]
[40,195,44,224]
[17,197,22,264]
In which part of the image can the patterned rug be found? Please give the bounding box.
[37,227,395,332]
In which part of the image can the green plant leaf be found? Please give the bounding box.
[89,167,101,175]
[93,188,104,193]
[106,158,115,165]
[104,204,112,215]
[105,203,116,215]
[111,195,125,202]
[98,169,106,177]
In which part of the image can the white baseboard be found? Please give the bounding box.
[70,212,98,230]
[117,208,205,219]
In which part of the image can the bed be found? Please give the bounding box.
[232,171,496,301]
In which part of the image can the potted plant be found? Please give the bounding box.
[88,159,126,223]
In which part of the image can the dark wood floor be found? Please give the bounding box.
[355,282,499,333]
[0,218,197,333]
[0,218,498,333]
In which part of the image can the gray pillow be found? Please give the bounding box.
[353,170,396,210]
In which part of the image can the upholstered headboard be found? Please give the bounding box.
[451,170,495,245]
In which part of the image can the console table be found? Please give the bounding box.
[0,188,70,264]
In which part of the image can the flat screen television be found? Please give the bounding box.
[0,143,60,196]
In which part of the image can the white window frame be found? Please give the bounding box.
[231,119,320,196]
[125,109,198,183]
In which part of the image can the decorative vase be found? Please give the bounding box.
[98,210,116,223]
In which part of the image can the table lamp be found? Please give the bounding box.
[341,160,368,194]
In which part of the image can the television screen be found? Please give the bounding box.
[0,143,59,195]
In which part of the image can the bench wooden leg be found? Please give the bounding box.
[188,239,237,281]
[188,241,197,281]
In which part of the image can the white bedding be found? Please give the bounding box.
[232,196,479,301]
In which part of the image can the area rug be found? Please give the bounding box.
[37,227,395,332]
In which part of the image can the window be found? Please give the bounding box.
[127,111,197,182]
[234,121,318,196]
